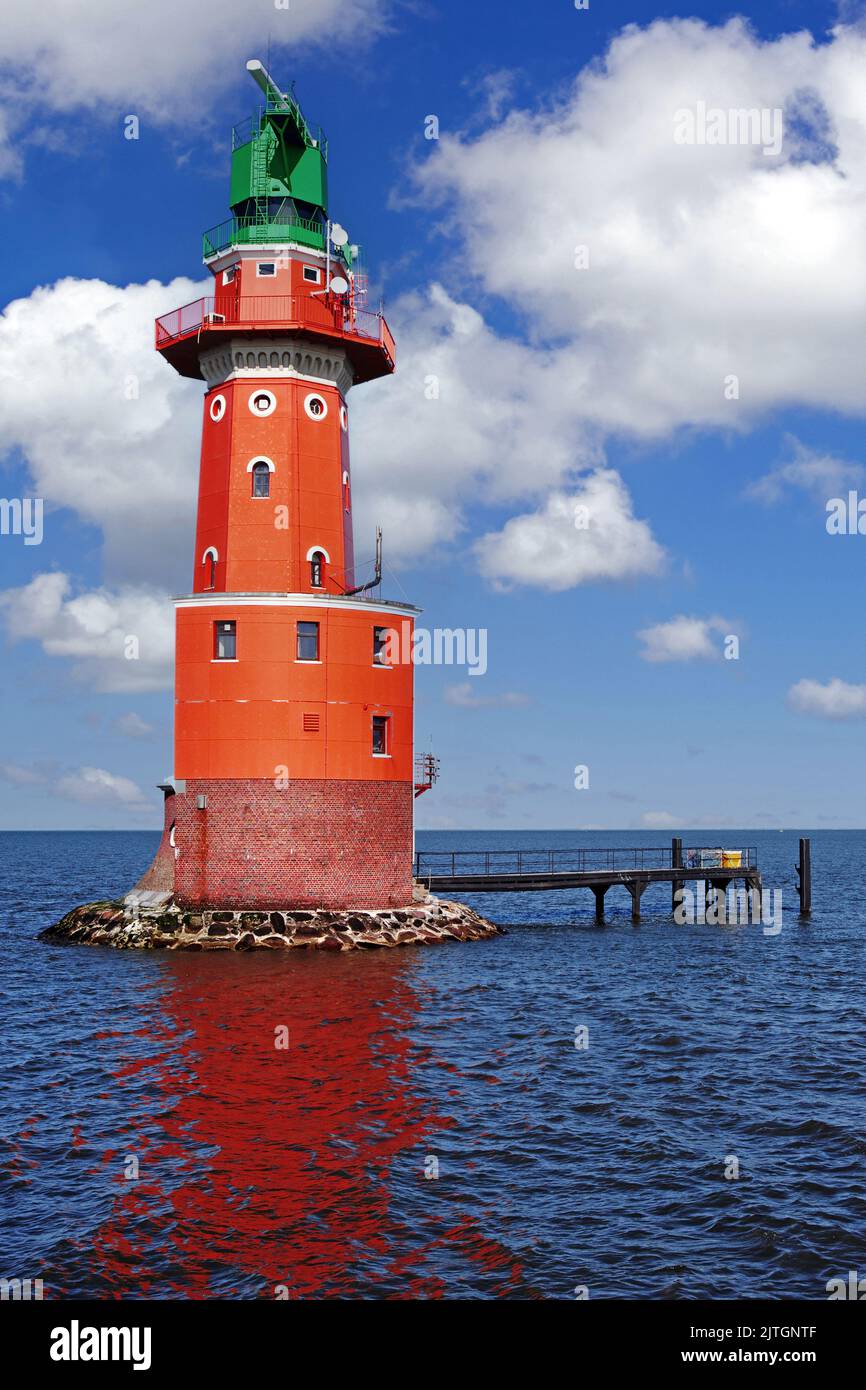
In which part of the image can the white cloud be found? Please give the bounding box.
[747,436,864,502]
[0,572,173,692]
[0,275,205,588]
[0,759,151,813]
[54,766,150,810]
[642,810,682,829]
[637,614,731,663]
[443,683,531,709]
[0,762,52,786]
[0,273,204,591]
[351,283,605,566]
[474,471,665,591]
[469,70,520,123]
[0,1,388,175]
[114,712,155,739]
[412,20,866,435]
[787,676,866,718]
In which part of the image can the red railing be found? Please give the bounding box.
[155,294,393,357]
[155,297,212,344]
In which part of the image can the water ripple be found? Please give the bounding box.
[1,829,865,1298]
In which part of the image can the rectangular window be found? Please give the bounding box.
[297,621,320,662]
[372,715,390,756]
[257,262,276,277]
[214,620,236,660]
[222,267,236,285]
[373,626,390,666]
[303,265,321,284]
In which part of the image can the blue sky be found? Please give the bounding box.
[1,0,865,829]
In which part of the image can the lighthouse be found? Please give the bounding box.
[45,62,498,950]
[152,60,426,911]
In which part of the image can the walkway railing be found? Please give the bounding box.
[155,294,392,357]
[203,211,338,260]
[413,846,758,878]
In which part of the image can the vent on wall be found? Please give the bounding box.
[302,713,320,732]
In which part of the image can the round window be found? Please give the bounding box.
[209,394,226,422]
[304,393,328,421]
[340,404,348,431]
[248,389,276,417]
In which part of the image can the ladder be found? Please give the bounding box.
[251,120,272,200]
[351,248,368,306]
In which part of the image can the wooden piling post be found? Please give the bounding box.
[671,837,682,913]
[706,879,726,921]
[628,881,645,923]
[797,837,812,916]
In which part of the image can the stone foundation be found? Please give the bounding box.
[40,893,502,952]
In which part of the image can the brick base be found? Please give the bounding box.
[173,778,415,909]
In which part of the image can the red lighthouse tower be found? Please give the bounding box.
[153,61,426,911]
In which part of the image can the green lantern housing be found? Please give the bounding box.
[203,60,350,267]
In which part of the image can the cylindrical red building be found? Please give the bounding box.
[153,61,425,910]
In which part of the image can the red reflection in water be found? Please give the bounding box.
[79,951,528,1298]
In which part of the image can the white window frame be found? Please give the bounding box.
[373,625,391,669]
[372,714,392,758]
[248,388,277,417]
[249,459,273,499]
[202,547,219,590]
[296,620,321,664]
[213,619,237,662]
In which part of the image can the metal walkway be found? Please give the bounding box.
[413,844,763,922]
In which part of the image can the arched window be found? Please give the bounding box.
[202,547,218,589]
[251,461,271,498]
[310,551,325,588]
[342,470,351,512]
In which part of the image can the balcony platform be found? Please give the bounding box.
[155,294,395,384]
